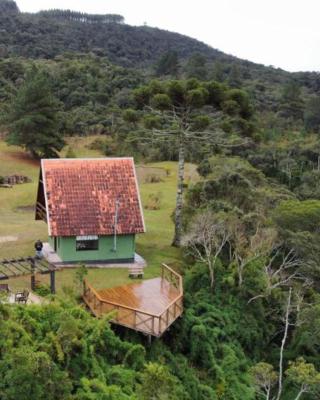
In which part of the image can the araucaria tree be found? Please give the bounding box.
[5,67,64,158]
[133,79,254,246]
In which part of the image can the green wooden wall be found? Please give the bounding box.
[49,234,135,263]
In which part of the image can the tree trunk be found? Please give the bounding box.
[266,387,271,400]
[172,138,185,247]
[237,256,244,287]
[275,287,292,400]
[238,263,243,287]
[208,260,214,289]
[294,388,305,400]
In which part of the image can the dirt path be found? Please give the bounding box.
[28,292,46,305]
[0,236,18,243]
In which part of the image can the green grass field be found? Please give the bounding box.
[0,138,197,293]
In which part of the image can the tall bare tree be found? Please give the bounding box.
[182,211,229,288]
[275,287,292,400]
[251,288,294,400]
[227,216,276,287]
[248,247,308,304]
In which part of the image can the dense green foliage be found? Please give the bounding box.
[2,256,319,399]
[181,155,320,398]
[0,300,146,399]
[0,55,143,139]
[0,0,216,67]
[4,67,64,157]
[1,0,320,116]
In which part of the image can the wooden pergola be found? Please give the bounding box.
[0,257,56,294]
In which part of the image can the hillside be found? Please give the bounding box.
[1,0,320,96]
[0,0,229,66]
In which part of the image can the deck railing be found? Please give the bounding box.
[36,202,47,222]
[83,263,183,337]
[161,263,183,292]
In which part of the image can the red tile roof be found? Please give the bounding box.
[40,158,145,237]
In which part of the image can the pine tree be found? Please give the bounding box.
[5,67,64,158]
[279,81,304,120]
[155,50,179,77]
[185,53,208,80]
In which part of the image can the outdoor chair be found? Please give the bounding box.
[128,266,144,279]
[0,284,10,294]
[15,289,29,304]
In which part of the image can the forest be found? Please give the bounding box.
[1,0,320,399]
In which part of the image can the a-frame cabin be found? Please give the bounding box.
[35,158,145,263]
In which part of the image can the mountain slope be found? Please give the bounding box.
[1,0,320,111]
[0,0,231,67]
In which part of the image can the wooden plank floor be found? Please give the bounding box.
[97,277,179,315]
[83,274,183,336]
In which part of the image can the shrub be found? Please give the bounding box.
[34,283,51,297]
[273,199,320,233]
[65,146,76,158]
[87,137,116,156]
[87,138,106,151]
[144,174,163,183]
[145,192,163,210]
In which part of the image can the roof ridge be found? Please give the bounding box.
[42,157,134,162]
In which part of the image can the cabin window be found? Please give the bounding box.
[76,235,99,251]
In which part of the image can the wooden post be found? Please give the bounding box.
[50,270,56,294]
[30,258,36,291]
[152,316,155,335]
[94,295,97,309]
[115,306,119,321]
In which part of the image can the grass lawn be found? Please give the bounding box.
[0,138,198,293]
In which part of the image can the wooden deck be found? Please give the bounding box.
[83,264,183,337]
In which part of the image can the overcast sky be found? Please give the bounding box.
[17,0,320,73]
